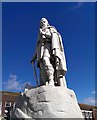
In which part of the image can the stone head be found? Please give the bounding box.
[40,18,49,28]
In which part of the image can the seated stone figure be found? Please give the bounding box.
[31,18,67,87]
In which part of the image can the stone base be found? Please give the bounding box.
[14,86,84,119]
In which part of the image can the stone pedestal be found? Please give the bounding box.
[14,86,84,119]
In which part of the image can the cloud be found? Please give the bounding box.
[83,97,97,106]
[69,2,83,10]
[91,90,97,95]
[80,90,97,106]
[3,74,20,90]
[72,3,83,9]
[69,1,95,11]
[3,74,31,91]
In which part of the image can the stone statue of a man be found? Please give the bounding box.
[31,18,67,87]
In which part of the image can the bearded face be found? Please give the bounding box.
[40,18,48,29]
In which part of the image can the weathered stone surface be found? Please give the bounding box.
[14,86,84,119]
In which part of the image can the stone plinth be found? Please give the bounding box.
[14,86,84,119]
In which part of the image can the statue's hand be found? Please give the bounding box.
[30,59,35,64]
[40,29,46,35]
[40,31,46,39]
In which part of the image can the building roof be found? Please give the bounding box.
[79,103,97,111]
[0,91,20,96]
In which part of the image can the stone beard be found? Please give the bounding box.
[31,18,67,87]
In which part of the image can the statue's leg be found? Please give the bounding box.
[42,57,54,86]
[58,76,67,87]
[57,75,64,87]
[63,76,67,88]
[57,71,67,87]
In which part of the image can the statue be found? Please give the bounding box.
[13,18,84,119]
[31,18,67,87]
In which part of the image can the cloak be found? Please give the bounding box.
[49,26,67,74]
[36,26,67,74]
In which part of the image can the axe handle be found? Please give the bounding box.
[32,63,38,87]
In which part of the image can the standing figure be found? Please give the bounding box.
[31,18,67,87]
